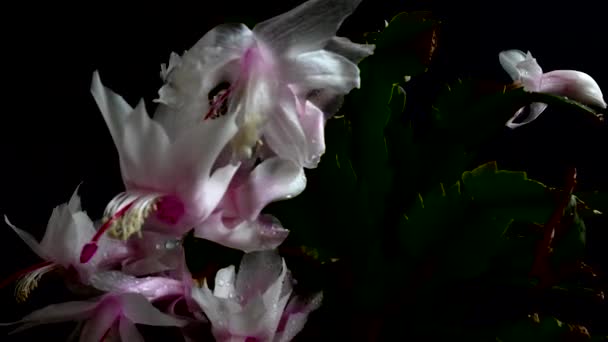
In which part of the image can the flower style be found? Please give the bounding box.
[3,292,187,341]
[499,49,607,128]
[2,185,129,301]
[155,0,374,168]
[191,251,322,341]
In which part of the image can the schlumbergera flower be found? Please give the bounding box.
[155,0,374,167]
[81,0,372,259]
[499,49,607,128]
[191,251,322,342]
[1,185,129,301]
[2,292,187,341]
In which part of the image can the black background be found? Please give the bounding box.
[0,0,606,340]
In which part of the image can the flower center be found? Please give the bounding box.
[204,82,232,120]
[80,192,185,264]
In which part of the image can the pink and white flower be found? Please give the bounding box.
[3,292,187,341]
[191,251,322,342]
[2,185,129,301]
[499,49,606,128]
[155,0,374,168]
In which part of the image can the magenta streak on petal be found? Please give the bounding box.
[80,199,137,264]
[155,196,185,225]
[0,260,53,289]
[204,85,234,120]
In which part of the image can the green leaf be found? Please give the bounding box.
[461,161,556,223]
[399,182,465,259]
[375,11,439,79]
[551,195,587,266]
[497,314,569,342]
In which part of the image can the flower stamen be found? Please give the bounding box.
[80,192,161,264]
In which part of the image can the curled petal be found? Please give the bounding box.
[539,70,607,108]
[499,49,527,81]
[506,102,549,129]
[194,213,289,253]
[232,157,307,220]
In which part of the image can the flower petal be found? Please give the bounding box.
[264,89,326,168]
[119,318,145,342]
[499,49,527,81]
[253,0,363,55]
[89,271,184,301]
[236,251,285,303]
[3,299,99,335]
[79,297,122,342]
[120,293,187,327]
[213,265,237,299]
[506,102,548,129]
[194,213,289,252]
[539,70,607,108]
[231,157,307,220]
[4,215,46,259]
[90,71,135,147]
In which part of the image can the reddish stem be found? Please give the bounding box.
[530,167,577,287]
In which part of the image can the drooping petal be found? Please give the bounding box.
[230,157,307,220]
[120,293,187,327]
[89,271,184,301]
[539,70,607,108]
[194,213,289,252]
[253,0,363,55]
[506,102,549,129]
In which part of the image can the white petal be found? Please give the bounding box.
[89,271,184,301]
[287,50,361,94]
[119,319,145,342]
[5,299,99,335]
[232,157,307,220]
[324,36,375,64]
[213,265,237,299]
[90,71,135,147]
[539,70,607,108]
[499,49,527,81]
[79,299,121,342]
[120,293,187,327]
[194,213,289,252]
[506,103,548,129]
[236,251,284,302]
[4,215,46,259]
[264,88,325,168]
[253,0,363,55]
